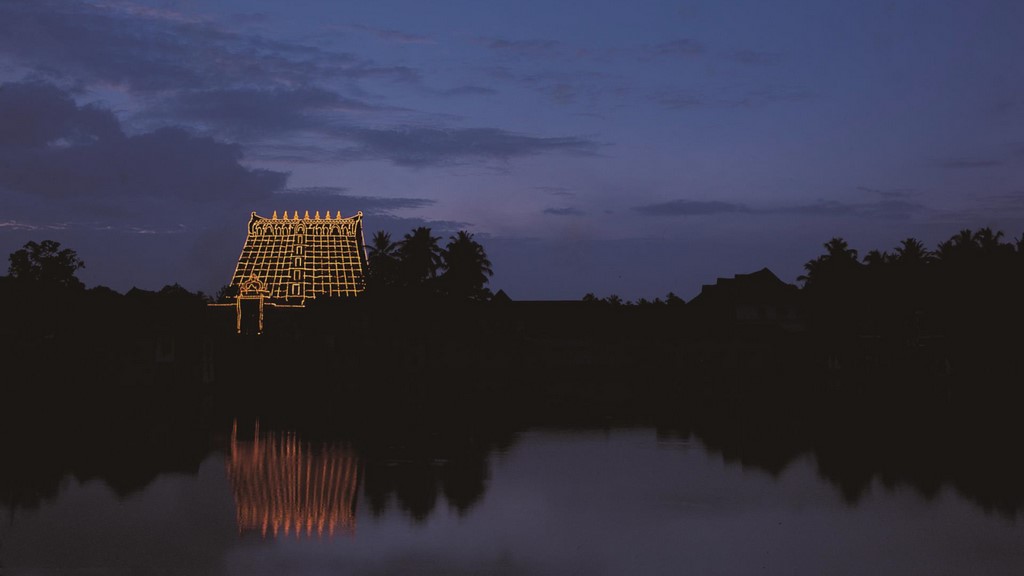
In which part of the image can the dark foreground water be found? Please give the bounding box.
[1,424,1022,576]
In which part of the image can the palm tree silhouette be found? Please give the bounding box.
[397,227,443,290]
[440,231,493,300]
[799,237,860,287]
[892,238,933,266]
[972,227,1014,261]
[367,231,400,291]
[936,229,977,263]
[368,231,398,261]
[863,249,891,267]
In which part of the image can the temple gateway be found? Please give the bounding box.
[230,210,368,305]
[224,211,367,333]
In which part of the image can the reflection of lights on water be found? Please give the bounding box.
[226,420,360,538]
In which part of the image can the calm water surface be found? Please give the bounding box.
[1,427,1021,575]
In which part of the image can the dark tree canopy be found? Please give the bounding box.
[397,227,443,290]
[799,237,861,288]
[364,227,494,300]
[7,240,85,289]
[366,230,401,292]
[440,231,493,301]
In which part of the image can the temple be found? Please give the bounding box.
[230,210,368,305]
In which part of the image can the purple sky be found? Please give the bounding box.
[1,0,1023,300]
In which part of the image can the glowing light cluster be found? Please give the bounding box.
[230,211,367,304]
[226,421,361,538]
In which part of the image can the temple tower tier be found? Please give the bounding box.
[230,211,367,305]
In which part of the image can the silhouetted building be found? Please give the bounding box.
[689,267,802,328]
[230,211,368,305]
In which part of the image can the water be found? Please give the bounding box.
[1,425,1021,575]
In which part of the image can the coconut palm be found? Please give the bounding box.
[863,249,891,267]
[368,231,398,261]
[366,231,400,291]
[892,238,933,266]
[973,227,1014,259]
[397,227,443,290]
[936,229,977,263]
[799,237,861,287]
[439,231,493,300]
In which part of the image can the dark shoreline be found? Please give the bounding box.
[3,282,1023,521]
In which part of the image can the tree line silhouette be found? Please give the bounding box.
[796,228,1024,334]
[5,225,1024,402]
[365,227,493,301]
[8,226,1023,304]
[4,227,1024,523]
[799,227,1023,289]
[7,239,86,289]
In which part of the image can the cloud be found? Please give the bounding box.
[0,126,284,202]
[156,87,385,138]
[0,81,123,147]
[937,157,1004,169]
[654,86,810,110]
[732,87,812,106]
[0,81,287,228]
[364,214,475,238]
[279,187,436,214]
[226,12,270,26]
[0,1,416,93]
[648,39,705,58]
[856,186,916,199]
[633,198,926,220]
[351,24,433,44]
[484,66,607,106]
[334,126,600,166]
[440,85,498,97]
[633,200,751,216]
[151,84,594,166]
[542,83,576,105]
[655,93,705,109]
[277,186,351,196]
[0,220,68,231]
[785,199,924,220]
[974,192,1024,214]
[543,207,584,216]
[733,50,782,65]
[483,37,562,57]
[536,186,575,197]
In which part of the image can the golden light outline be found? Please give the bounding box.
[227,210,368,332]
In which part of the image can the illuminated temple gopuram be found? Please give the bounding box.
[227,422,361,538]
[230,211,368,305]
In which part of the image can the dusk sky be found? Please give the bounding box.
[1,0,1023,300]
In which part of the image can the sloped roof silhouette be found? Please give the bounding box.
[689,267,799,308]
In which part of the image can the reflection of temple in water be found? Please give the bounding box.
[226,422,361,537]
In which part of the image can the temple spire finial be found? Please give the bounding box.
[272,210,278,220]
[304,210,310,220]
[315,210,320,220]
